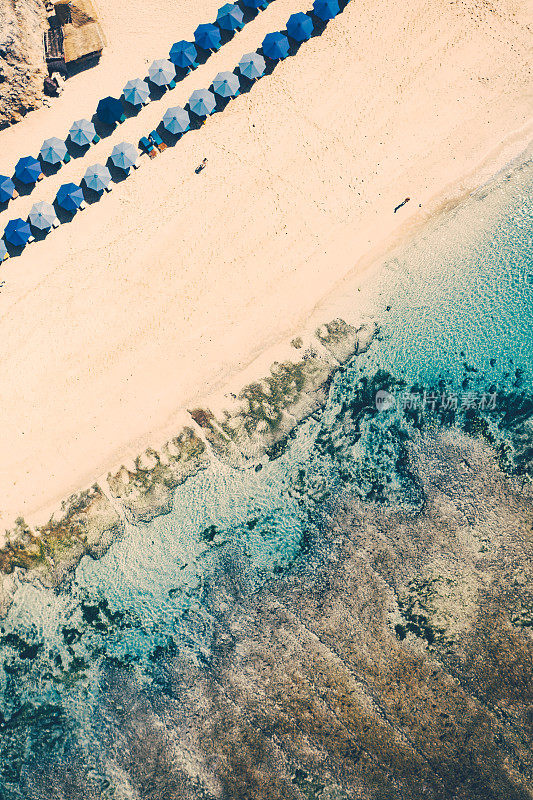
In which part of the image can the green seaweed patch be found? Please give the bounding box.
[0,516,84,576]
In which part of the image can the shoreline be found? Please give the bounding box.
[0,0,531,536]
[1,129,532,537]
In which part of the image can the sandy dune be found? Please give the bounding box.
[0,0,531,531]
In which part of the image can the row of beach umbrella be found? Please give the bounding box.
[1,0,343,258]
[1,143,139,252]
[1,0,340,204]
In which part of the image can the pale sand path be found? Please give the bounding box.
[0,0,531,531]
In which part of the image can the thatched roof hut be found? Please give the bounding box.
[48,0,105,65]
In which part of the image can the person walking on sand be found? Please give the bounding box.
[394,197,410,213]
[195,158,208,174]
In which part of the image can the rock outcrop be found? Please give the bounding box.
[0,485,124,615]
[0,0,47,129]
[106,427,210,524]
[190,320,378,467]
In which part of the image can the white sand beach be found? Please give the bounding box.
[0,0,531,532]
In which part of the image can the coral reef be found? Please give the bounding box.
[89,430,533,800]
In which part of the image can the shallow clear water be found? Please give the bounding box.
[0,158,531,797]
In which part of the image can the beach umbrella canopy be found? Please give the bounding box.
[162,106,190,134]
[312,0,339,20]
[15,156,42,184]
[148,59,176,87]
[28,201,57,231]
[169,40,197,69]
[212,71,240,98]
[286,12,314,41]
[56,183,84,212]
[262,31,290,60]
[123,78,150,106]
[188,89,216,117]
[69,118,96,147]
[83,163,112,192]
[96,96,124,125]
[194,23,221,51]
[0,175,15,203]
[39,136,68,165]
[242,0,266,8]
[4,218,31,247]
[0,239,7,260]
[110,142,138,171]
[216,3,244,31]
[238,52,266,79]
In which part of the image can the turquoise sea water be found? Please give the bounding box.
[0,158,531,797]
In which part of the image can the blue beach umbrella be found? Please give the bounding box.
[242,0,267,8]
[0,175,16,203]
[123,78,150,106]
[216,3,244,31]
[188,89,216,117]
[162,106,190,134]
[312,0,339,20]
[0,239,7,261]
[4,218,31,247]
[97,96,124,125]
[169,40,198,70]
[15,156,42,184]
[69,118,97,147]
[39,136,68,165]
[83,163,112,192]
[56,183,84,212]
[262,31,290,60]
[212,71,240,98]
[28,201,57,231]
[110,142,138,171]
[286,12,314,41]
[148,59,176,87]
[238,52,266,79]
[194,23,221,51]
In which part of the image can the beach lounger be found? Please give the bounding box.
[149,131,167,152]
[139,137,158,158]
[168,79,176,90]
[92,134,101,144]
[63,153,71,163]
[79,201,86,210]
[37,173,44,182]
[28,236,35,244]
[118,113,127,124]
[52,219,60,228]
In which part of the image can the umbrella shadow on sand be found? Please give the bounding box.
[82,186,106,206]
[91,114,122,142]
[11,178,36,198]
[105,158,134,185]
[53,200,82,225]
[3,241,27,258]
[39,158,63,178]
[65,140,92,161]
[30,226,54,243]
[184,106,210,132]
